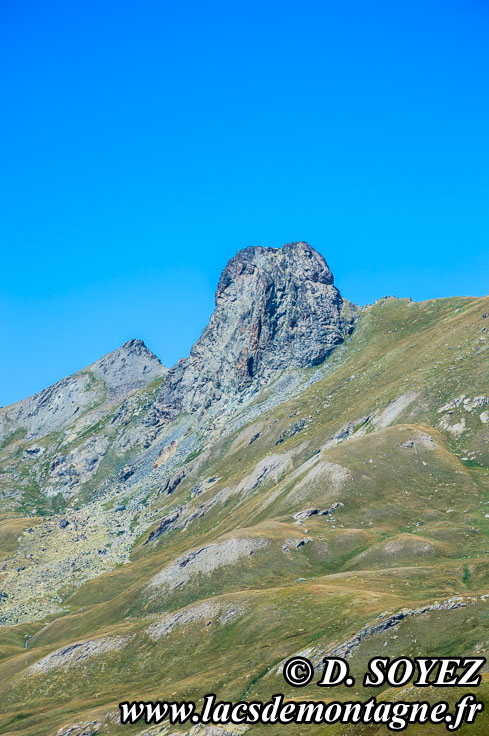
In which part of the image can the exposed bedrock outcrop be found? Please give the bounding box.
[0,338,167,442]
[156,241,357,419]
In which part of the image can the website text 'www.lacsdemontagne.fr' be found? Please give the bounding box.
[119,655,486,732]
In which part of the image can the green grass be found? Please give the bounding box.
[0,428,27,453]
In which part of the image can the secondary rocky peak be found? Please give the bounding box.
[121,338,149,351]
[90,339,167,397]
[0,339,167,442]
[157,242,356,418]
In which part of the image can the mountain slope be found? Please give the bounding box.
[0,244,488,736]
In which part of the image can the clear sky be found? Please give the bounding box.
[1,0,488,407]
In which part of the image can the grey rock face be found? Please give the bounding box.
[89,338,167,399]
[46,435,110,499]
[157,242,356,418]
[0,339,167,442]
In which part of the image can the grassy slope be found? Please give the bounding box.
[0,296,488,735]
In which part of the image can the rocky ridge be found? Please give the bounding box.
[0,338,167,443]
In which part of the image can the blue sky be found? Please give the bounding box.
[1,0,488,406]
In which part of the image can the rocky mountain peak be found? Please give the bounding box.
[157,242,356,418]
[215,242,334,306]
[89,338,167,397]
[120,338,149,351]
[0,339,167,442]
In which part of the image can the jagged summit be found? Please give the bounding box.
[157,241,357,417]
[0,338,167,441]
[90,338,166,396]
[216,242,335,297]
